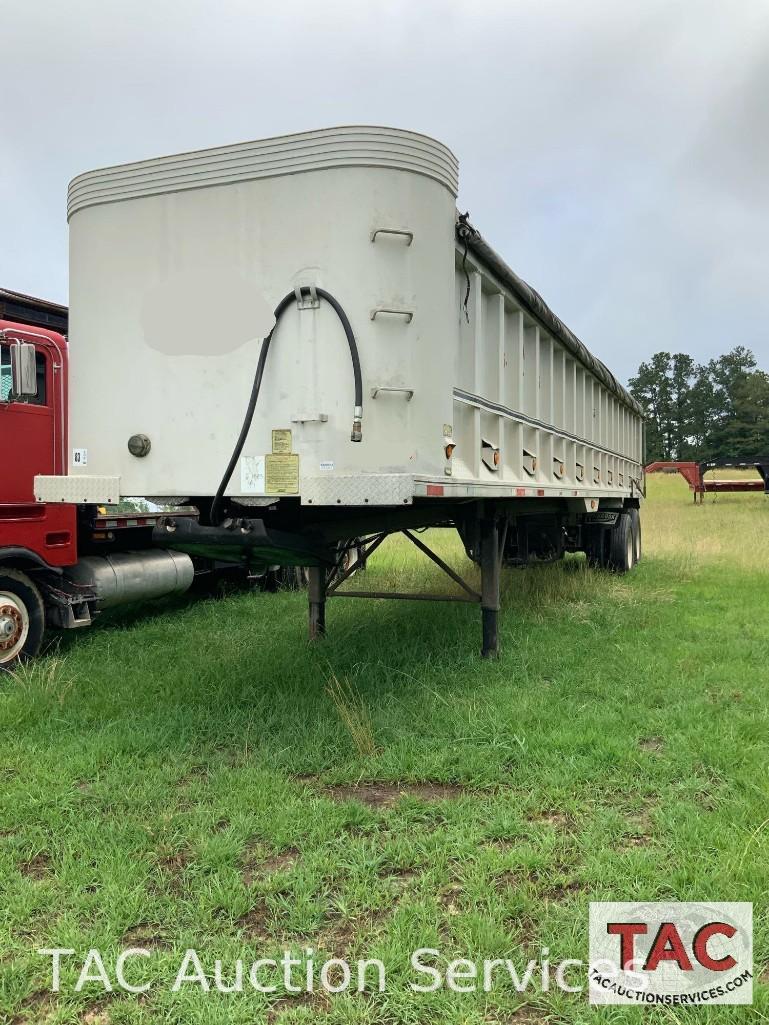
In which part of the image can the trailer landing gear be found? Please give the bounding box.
[480,517,502,659]
[305,523,506,658]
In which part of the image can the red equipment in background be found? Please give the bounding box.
[645,460,769,503]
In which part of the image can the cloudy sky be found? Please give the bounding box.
[3,0,768,383]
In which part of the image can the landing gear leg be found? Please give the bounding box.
[308,567,326,640]
[480,517,501,659]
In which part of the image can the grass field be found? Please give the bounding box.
[1,474,767,1024]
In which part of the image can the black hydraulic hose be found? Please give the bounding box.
[210,286,362,525]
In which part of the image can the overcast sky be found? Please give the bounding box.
[3,0,768,383]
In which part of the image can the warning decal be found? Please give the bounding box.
[271,429,292,454]
[265,453,299,494]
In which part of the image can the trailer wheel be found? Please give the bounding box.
[0,569,45,670]
[608,513,635,573]
[628,507,642,563]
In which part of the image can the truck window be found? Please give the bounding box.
[0,342,47,405]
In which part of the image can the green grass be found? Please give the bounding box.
[1,475,767,1023]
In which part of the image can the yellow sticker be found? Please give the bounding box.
[271,429,292,454]
[265,453,299,494]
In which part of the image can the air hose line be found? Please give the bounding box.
[210,287,362,525]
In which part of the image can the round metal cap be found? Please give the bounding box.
[127,433,151,457]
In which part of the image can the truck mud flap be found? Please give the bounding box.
[152,516,335,570]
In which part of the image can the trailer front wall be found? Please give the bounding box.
[65,128,458,499]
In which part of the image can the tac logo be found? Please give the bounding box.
[589,902,752,1006]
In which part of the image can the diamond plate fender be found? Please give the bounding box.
[301,474,414,507]
[35,475,121,505]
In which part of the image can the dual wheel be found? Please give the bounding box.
[0,569,45,670]
[586,508,641,573]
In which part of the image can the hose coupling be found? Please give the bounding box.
[351,406,363,442]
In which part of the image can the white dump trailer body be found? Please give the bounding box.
[39,126,642,507]
[36,126,645,657]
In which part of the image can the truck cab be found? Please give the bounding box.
[0,291,79,664]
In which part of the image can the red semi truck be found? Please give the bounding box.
[0,289,211,667]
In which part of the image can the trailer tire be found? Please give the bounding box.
[608,513,635,573]
[628,507,642,563]
[0,569,45,670]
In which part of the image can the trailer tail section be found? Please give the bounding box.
[36,126,645,655]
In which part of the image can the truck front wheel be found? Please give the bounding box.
[0,569,45,670]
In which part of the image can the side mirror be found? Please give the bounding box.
[11,342,37,399]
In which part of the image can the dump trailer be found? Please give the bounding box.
[36,126,645,656]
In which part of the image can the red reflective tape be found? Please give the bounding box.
[426,484,444,497]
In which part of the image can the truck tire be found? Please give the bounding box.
[608,513,635,573]
[628,507,642,563]
[0,569,45,669]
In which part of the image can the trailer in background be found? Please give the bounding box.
[36,127,646,656]
[645,460,769,502]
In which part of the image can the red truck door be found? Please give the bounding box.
[0,336,62,502]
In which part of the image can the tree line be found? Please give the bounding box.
[628,346,769,463]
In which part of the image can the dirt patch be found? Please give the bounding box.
[236,901,273,941]
[268,989,330,1023]
[122,923,169,950]
[526,811,571,829]
[494,870,520,891]
[623,833,651,848]
[377,865,419,885]
[242,845,299,887]
[488,1008,551,1024]
[439,882,463,916]
[485,838,519,852]
[323,782,465,807]
[540,880,586,902]
[20,854,52,880]
[11,989,55,1025]
[159,848,190,873]
[315,915,363,956]
[620,804,656,848]
[175,765,209,788]
[639,736,664,754]
[82,1005,111,1024]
